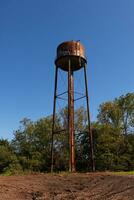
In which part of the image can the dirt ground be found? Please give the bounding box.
[0,173,134,200]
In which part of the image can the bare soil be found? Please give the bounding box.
[0,173,134,200]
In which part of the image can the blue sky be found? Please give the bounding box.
[0,0,134,139]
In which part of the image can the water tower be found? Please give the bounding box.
[51,41,95,172]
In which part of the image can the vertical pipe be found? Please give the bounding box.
[68,60,71,172]
[83,64,95,172]
[68,59,75,172]
[51,66,58,172]
[71,69,75,172]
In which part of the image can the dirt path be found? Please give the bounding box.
[0,173,134,199]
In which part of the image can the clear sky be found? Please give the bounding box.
[0,0,134,139]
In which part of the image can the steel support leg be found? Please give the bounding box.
[83,64,95,172]
[51,66,58,172]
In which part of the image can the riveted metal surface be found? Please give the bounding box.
[55,41,87,71]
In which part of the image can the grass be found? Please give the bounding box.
[1,170,134,176]
[111,171,134,175]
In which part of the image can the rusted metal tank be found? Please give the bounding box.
[55,41,87,71]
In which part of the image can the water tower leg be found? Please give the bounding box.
[51,66,58,172]
[68,60,75,172]
[83,65,95,172]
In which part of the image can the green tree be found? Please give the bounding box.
[0,139,21,174]
[96,93,134,170]
[97,93,134,134]
[117,93,134,135]
[12,117,52,172]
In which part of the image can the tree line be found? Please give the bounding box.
[0,92,133,174]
